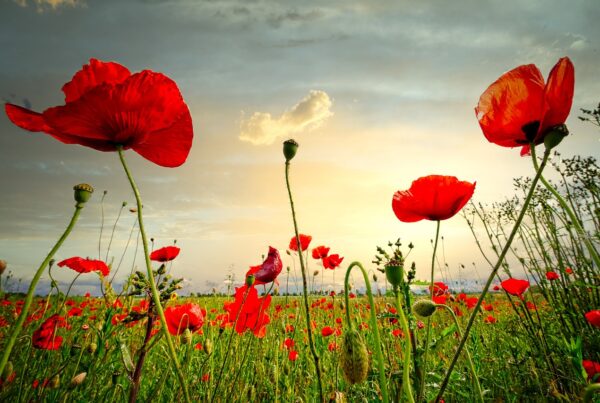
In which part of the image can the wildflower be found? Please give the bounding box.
[58,257,109,276]
[484,315,497,324]
[32,314,66,350]
[321,326,335,337]
[475,57,574,155]
[5,58,193,167]
[546,271,559,281]
[430,281,449,296]
[164,303,205,336]
[289,234,312,252]
[585,310,600,328]
[312,246,330,259]
[501,278,530,297]
[223,285,271,338]
[246,246,283,285]
[583,360,600,381]
[150,246,180,262]
[323,254,344,270]
[392,175,475,222]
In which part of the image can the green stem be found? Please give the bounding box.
[584,383,600,403]
[117,148,190,403]
[285,161,325,402]
[419,220,441,401]
[0,203,83,377]
[435,144,551,402]
[437,304,483,403]
[344,261,390,403]
[393,288,416,403]
[531,151,600,269]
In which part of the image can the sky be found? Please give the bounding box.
[0,0,599,295]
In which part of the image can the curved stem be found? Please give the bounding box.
[393,288,416,403]
[419,220,441,401]
[285,161,324,402]
[437,304,483,403]
[344,261,390,403]
[531,151,600,269]
[117,148,190,403]
[0,204,82,377]
[435,144,551,402]
[56,272,82,314]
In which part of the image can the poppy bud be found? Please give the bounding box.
[246,274,256,287]
[385,264,403,288]
[112,371,121,386]
[73,183,94,206]
[87,342,97,354]
[157,264,166,275]
[412,299,437,318]
[340,329,369,384]
[182,329,193,345]
[70,372,86,387]
[283,139,299,162]
[543,124,568,150]
[372,274,378,282]
[70,344,82,357]
[313,270,320,276]
[203,338,213,355]
[2,361,13,382]
[0,259,6,275]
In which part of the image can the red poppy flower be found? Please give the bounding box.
[164,303,205,335]
[484,315,497,324]
[583,360,600,381]
[501,278,530,296]
[57,257,110,276]
[430,282,449,297]
[32,314,66,350]
[321,326,334,337]
[288,350,299,361]
[223,285,271,338]
[289,234,312,252]
[245,247,283,285]
[475,57,574,155]
[5,58,193,167]
[322,254,344,270]
[392,329,404,338]
[150,246,180,262]
[312,245,330,259]
[565,267,574,274]
[545,271,559,281]
[585,310,600,328]
[392,175,475,222]
[493,285,500,291]
[283,338,295,349]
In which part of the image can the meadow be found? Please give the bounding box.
[0,57,599,402]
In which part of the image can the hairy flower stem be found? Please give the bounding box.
[531,150,600,269]
[117,148,191,403]
[285,161,324,402]
[393,287,416,403]
[344,262,390,403]
[0,203,83,377]
[437,304,483,402]
[418,220,440,401]
[435,144,551,402]
[129,297,155,403]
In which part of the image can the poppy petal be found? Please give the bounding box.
[5,103,50,132]
[475,64,545,147]
[133,107,193,167]
[539,57,575,135]
[62,58,131,103]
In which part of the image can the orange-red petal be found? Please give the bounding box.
[62,58,131,103]
[539,57,575,136]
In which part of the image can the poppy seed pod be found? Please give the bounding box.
[340,329,369,384]
[385,264,403,288]
[543,124,569,150]
[283,139,299,162]
[412,299,437,318]
[73,183,93,206]
[0,259,6,275]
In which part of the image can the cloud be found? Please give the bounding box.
[239,90,333,145]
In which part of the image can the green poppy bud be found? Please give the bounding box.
[87,342,97,354]
[73,183,94,206]
[543,124,568,151]
[385,264,403,288]
[283,139,299,162]
[246,274,256,287]
[412,299,437,318]
[340,329,369,384]
[50,374,60,389]
[182,329,193,345]
[203,338,213,355]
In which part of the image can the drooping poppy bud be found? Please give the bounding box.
[182,328,193,345]
[73,183,93,206]
[87,342,97,354]
[340,329,369,384]
[412,299,437,318]
[203,338,213,355]
[50,374,60,389]
[70,372,86,388]
[283,139,299,162]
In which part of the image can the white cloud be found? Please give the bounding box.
[239,90,333,145]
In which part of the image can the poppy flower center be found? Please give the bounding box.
[520,120,540,143]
